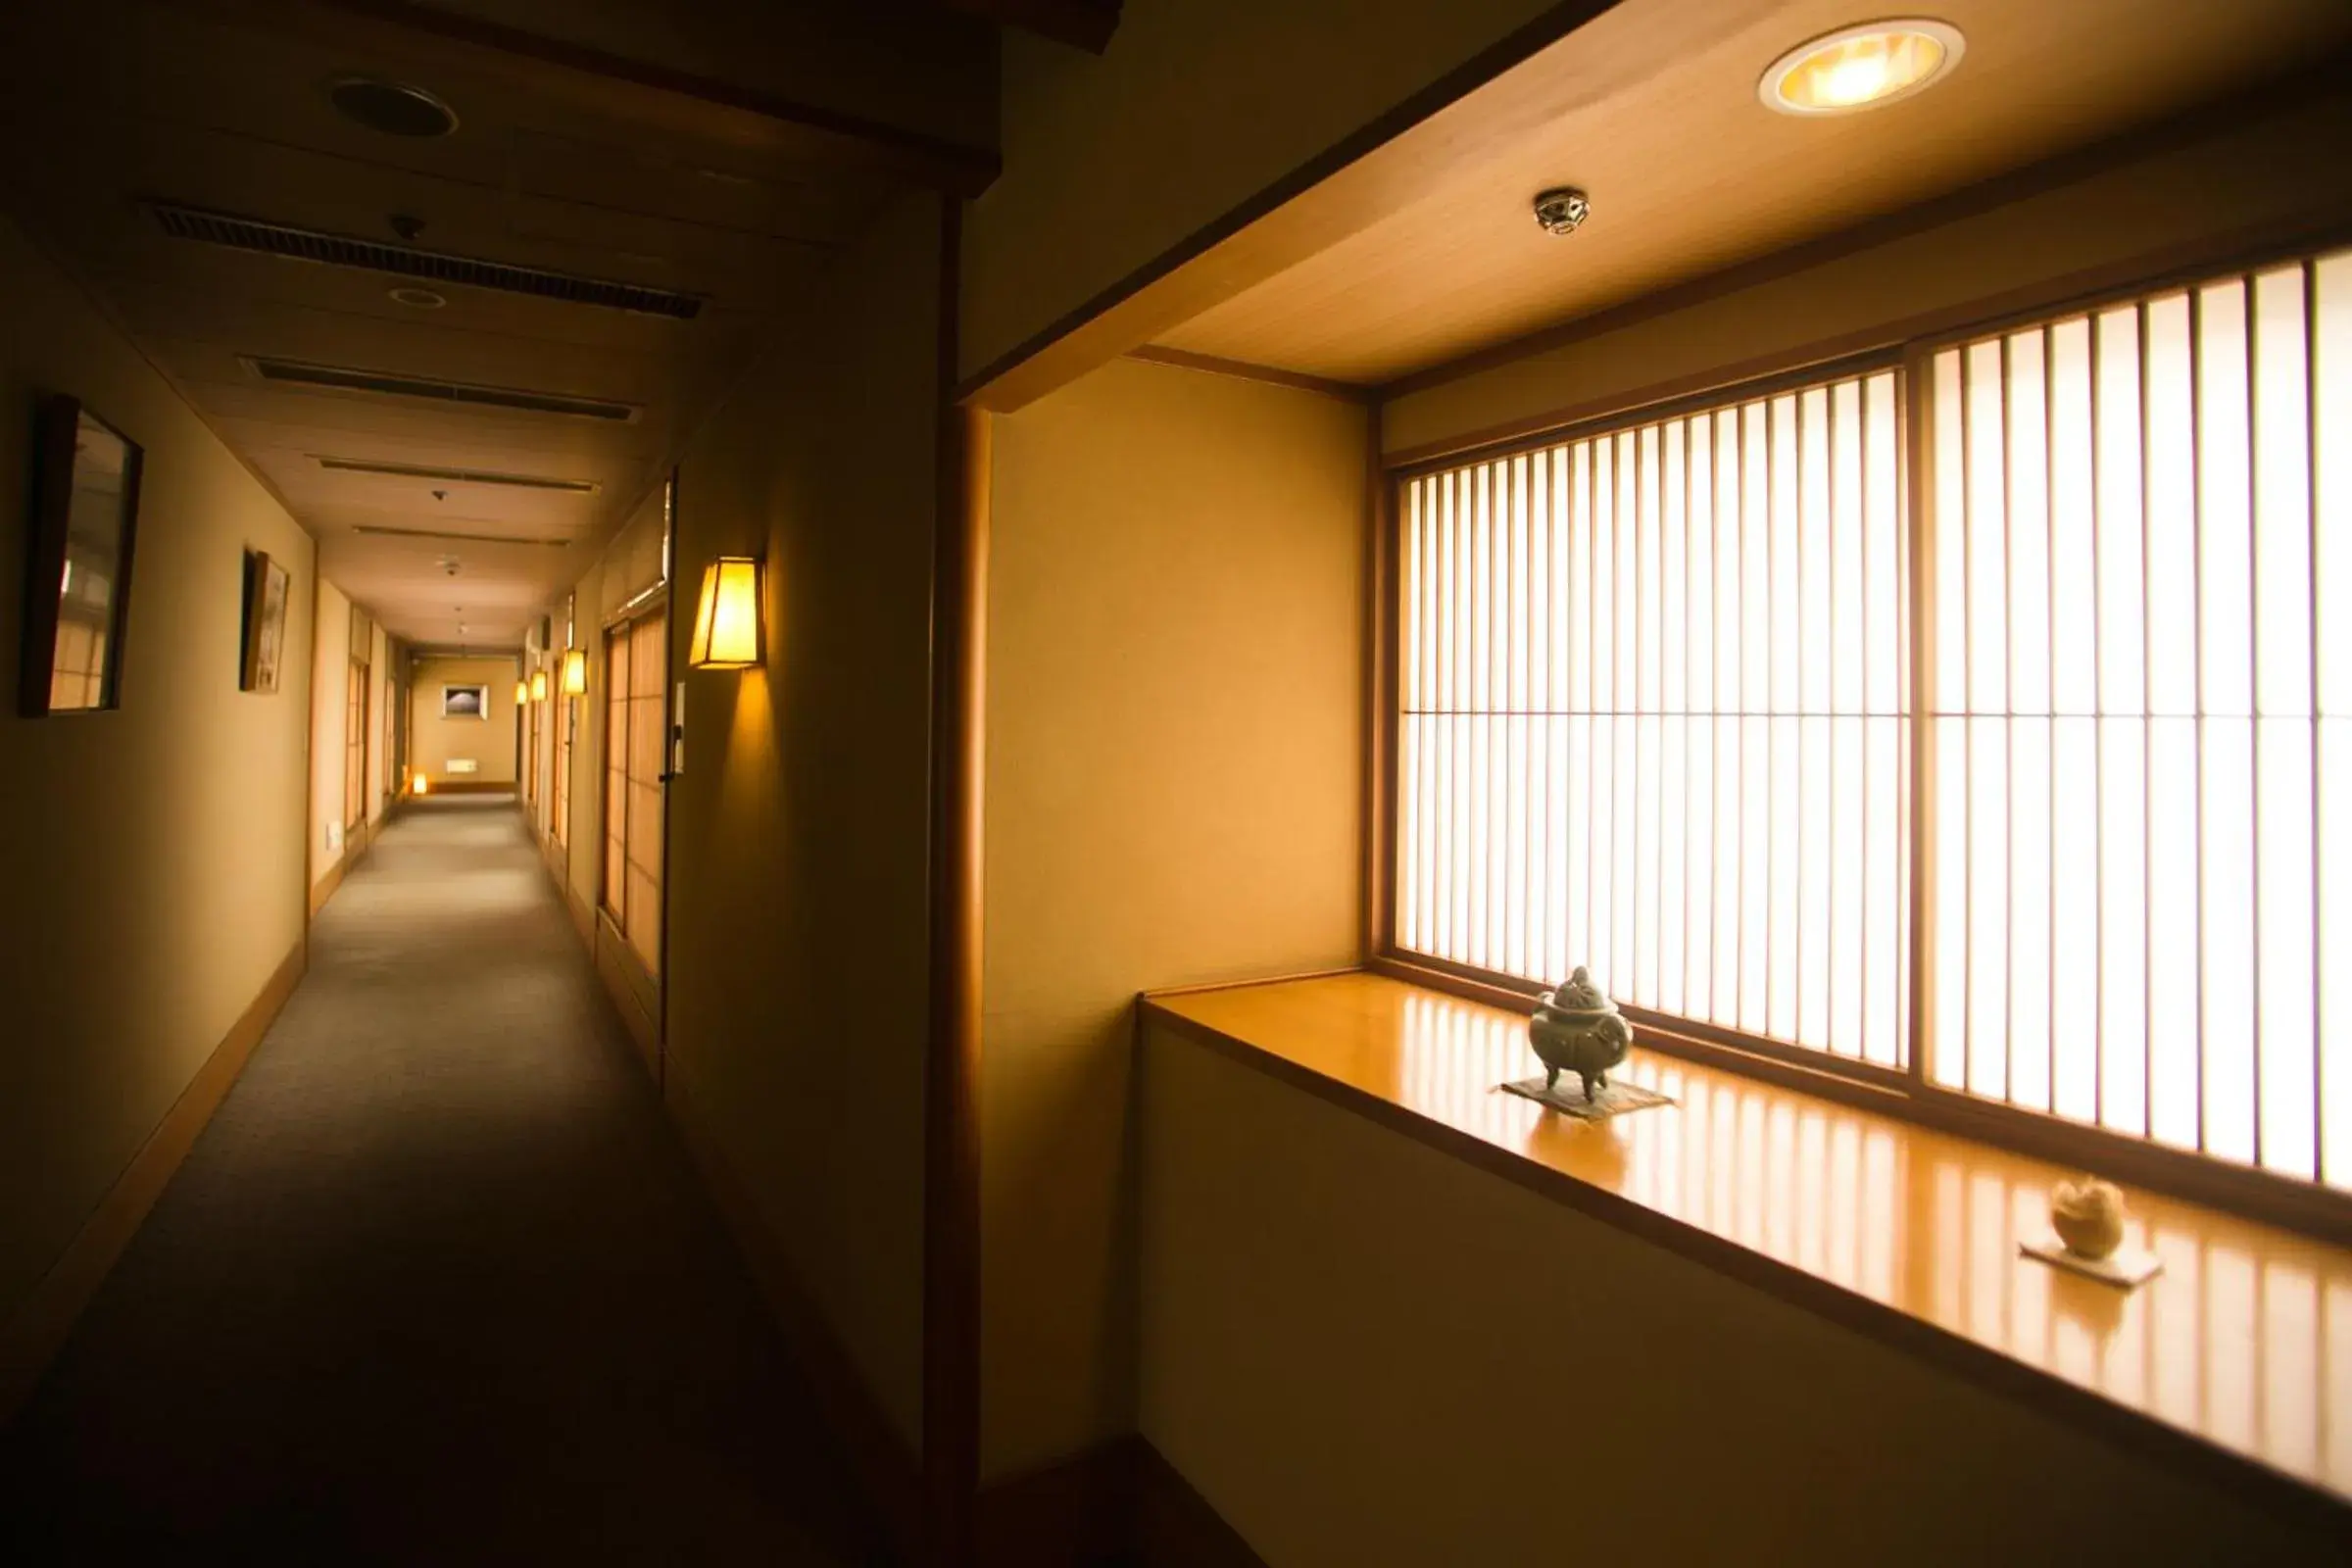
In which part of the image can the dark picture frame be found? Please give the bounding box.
[240,549,292,694]
[442,683,490,719]
[19,394,143,717]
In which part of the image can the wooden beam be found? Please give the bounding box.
[925,198,986,1568]
[182,0,1001,195]
[939,0,1120,54]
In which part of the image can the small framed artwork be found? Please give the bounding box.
[18,394,144,717]
[443,683,491,719]
[240,550,292,693]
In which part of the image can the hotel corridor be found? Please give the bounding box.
[0,798,884,1565]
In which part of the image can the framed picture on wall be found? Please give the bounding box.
[18,394,144,717]
[442,683,490,719]
[240,550,291,693]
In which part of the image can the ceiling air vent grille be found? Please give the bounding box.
[353,525,573,548]
[150,202,705,320]
[245,357,638,422]
[316,457,600,494]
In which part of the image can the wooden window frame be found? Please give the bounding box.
[599,598,669,979]
[1370,244,2352,1246]
[344,653,369,837]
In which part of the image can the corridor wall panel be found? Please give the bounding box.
[0,214,315,1328]
[979,357,1368,1477]
[408,656,520,788]
[652,191,943,1455]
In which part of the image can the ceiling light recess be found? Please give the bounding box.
[1759,20,1963,117]
[329,77,460,138]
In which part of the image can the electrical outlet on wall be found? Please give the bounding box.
[325,821,342,852]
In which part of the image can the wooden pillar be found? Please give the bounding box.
[925,195,985,1568]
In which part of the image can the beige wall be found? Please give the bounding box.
[960,0,1566,379]
[1139,1025,2335,1564]
[656,192,945,1449]
[409,655,520,786]
[980,357,1369,1476]
[0,214,315,1324]
[1385,87,2352,455]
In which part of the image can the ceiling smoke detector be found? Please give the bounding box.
[388,286,446,309]
[1533,187,1591,237]
[329,78,460,138]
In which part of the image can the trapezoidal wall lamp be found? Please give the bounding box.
[561,647,586,696]
[688,555,763,670]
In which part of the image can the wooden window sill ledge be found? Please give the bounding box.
[1139,969,2352,1527]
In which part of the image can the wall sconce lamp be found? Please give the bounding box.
[688,556,764,670]
[530,669,550,703]
[514,679,529,706]
[561,647,586,696]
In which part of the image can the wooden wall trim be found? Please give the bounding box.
[1124,346,1374,405]
[1142,987,2352,1535]
[415,778,515,796]
[974,1434,1267,1568]
[307,836,366,917]
[593,911,662,1082]
[926,191,986,1568]
[662,1052,924,1561]
[0,937,306,1420]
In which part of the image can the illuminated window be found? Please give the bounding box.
[1928,256,2351,1183]
[602,610,666,975]
[345,655,368,833]
[1390,246,2352,1200]
[1398,366,1909,1065]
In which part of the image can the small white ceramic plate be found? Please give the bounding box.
[2019,1235,2163,1289]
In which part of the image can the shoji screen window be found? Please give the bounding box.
[1926,254,2352,1186]
[1395,365,1909,1068]
[344,657,368,833]
[602,610,666,976]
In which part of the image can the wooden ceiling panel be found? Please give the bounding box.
[5,119,823,312]
[1152,0,2352,386]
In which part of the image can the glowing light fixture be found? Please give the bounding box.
[415,775,430,795]
[515,680,529,706]
[1759,20,1962,116]
[561,647,586,696]
[530,669,550,702]
[688,556,763,670]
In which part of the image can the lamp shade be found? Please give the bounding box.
[514,680,529,706]
[562,647,587,696]
[530,669,550,702]
[689,556,763,669]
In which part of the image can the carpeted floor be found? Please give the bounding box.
[0,797,885,1565]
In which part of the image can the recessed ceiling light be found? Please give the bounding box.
[388,286,446,309]
[1759,20,1964,117]
[328,77,460,138]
